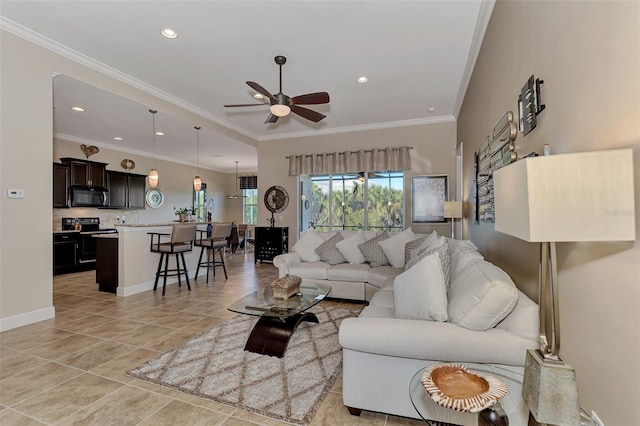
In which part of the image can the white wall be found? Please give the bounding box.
[457,1,639,423]
[257,121,458,245]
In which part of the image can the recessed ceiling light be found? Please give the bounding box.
[113,137,123,141]
[428,107,436,113]
[161,28,178,39]
[71,106,85,112]
[357,76,369,84]
[253,93,264,99]
[155,131,165,136]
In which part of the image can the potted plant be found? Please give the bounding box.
[175,207,196,222]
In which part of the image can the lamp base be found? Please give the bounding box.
[522,349,580,425]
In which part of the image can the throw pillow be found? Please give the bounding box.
[378,228,418,268]
[335,231,368,264]
[358,232,390,267]
[405,236,451,289]
[447,259,518,331]
[291,229,325,262]
[404,230,438,263]
[314,233,347,265]
[393,252,448,321]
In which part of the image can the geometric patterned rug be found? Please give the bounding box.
[127,304,359,426]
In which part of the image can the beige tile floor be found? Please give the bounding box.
[0,252,423,425]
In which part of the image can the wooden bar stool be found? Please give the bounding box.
[149,224,197,296]
[195,222,233,282]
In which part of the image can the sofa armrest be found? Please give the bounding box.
[273,252,302,277]
[339,317,536,366]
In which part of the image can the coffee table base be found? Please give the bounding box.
[244,312,319,358]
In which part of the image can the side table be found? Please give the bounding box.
[408,364,529,426]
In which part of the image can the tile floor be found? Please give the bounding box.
[0,252,423,425]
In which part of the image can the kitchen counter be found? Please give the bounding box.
[93,233,118,239]
[115,222,211,228]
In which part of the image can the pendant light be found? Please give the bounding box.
[148,109,159,188]
[226,161,247,199]
[193,126,202,191]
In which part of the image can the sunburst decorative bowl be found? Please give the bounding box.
[420,363,508,413]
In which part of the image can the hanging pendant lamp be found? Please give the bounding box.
[193,126,202,191]
[226,161,247,199]
[148,109,159,188]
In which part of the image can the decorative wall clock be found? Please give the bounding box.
[264,185,289,226]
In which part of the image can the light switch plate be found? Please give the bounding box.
[7,189,24,199]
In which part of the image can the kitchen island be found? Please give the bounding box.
[114,223,209,297]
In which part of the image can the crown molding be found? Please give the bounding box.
[259,115,456,141]
[1,17,260,142]
[452,0,495,119]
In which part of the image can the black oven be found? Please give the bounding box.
[62,218,117,263]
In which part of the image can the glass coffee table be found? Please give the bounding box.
[409,363,529,426]
[228,283,331,358]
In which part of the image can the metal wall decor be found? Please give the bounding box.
[518,75,545,135]
[474,111,517,224]
[80,144,99,158]
[120,158,136,171]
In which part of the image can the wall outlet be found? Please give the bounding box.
[591,410,604,426]
[7,189,24,199]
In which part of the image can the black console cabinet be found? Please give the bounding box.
[254,227,289,264]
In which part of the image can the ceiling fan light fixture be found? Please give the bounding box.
[270,104,291,117]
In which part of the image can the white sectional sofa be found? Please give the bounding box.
[274,229,539,423]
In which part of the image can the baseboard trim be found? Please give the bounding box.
[0,306,55,332]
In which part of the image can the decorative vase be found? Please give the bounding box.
[179,214,187,222]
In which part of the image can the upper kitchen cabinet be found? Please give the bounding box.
[106,170,146,209]
[60,158,107,188]
[53,162,70,208]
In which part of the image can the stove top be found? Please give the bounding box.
[62,217,101,231]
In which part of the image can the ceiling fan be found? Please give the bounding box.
[224,56,330,124]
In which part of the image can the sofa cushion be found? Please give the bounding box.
[367,265,403,287]
[326,263,370,282]
[404,231,438,263]
[335,231,368,264]
[393,252,448,322]
[447,238,483,276]
[291,229,326,262]
[359,232,390,267]
[315,232,347,265]
[289,261,331,280]
[369,289,395,309]
[448,259,518,331]
[495,290,539,342]
[405,236,451,290]
[378,228,418,268]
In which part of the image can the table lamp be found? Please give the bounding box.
[493,148,635,425]
[443,201,463,239]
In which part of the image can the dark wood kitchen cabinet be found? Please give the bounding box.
[106,170,146,209]
[53,162,70,208]
[53,233,78,275]
[96,236,118,293]
[60,158,107,188]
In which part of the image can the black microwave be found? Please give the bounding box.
[70,186,109,207]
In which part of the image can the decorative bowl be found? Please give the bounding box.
[420,363,508,413]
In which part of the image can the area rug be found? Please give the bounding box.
[126,304,359,426]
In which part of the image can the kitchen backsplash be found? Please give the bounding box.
[52,208,140,230]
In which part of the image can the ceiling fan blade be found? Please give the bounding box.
[291,105,326,122]
[290,92,330,105]
[246,81,277,102]
[265,113,279,124]
[223,103,268,107]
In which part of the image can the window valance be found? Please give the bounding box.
[239,175,257,189]
[287,146,412,176]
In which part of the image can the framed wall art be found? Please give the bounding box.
[411,175,448,223]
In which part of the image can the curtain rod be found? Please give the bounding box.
[285,146,413,159]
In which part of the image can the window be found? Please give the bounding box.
[193,183,207,221]
[243,188,258,224]
[299,171,404,232]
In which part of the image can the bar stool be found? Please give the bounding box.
[149,224,197,296]
[238,224,255,253]
[195,222,233,282]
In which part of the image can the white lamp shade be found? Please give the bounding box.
[270,104,291,117]
[148,168,159,188]
[443,201,463,219]
[494,149,635,242]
